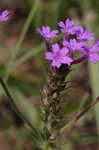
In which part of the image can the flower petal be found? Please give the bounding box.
[89,53,99,63]
[51,60,61,68]
[61,56,73,65]
[45,52,53,60]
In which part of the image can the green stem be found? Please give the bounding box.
[0,76,38,136]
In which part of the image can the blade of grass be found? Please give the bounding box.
[79,0,99,136]
[4,0,40,81]
[14,43,44,67]
[63,142,73,150]
[89,63,99,134]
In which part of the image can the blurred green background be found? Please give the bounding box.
[0,0,99,149]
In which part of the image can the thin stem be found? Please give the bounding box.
[76,97,99,120]
[45,40,51,51]
[0,76,38,136]
[72,55,88,64]
[60,97,99,133]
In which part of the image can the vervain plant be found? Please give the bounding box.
[0,10,99,150]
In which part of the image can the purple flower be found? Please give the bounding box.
[74,26,94,41]
[63,39,87,53]
[96,39,99,46]
[37,26,59,39]
[79,30,94,41]
[89,53,99,63]
[73,43,99,64]
[58,18,75,34]
[0,10,10,21]
[88,44,99,63]
[37,17,99,67]
[73,26,84,34]
[45,43,73,68]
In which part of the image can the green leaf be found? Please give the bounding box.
[89,63,99,134]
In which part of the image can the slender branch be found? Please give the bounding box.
[45,40,51,51]
[76,97,99,121]
[60,96,99,133]
[72,55,88,64]
[0,76,38,135]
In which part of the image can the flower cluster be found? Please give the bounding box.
[0,10,10,22]
[37,18,99,68]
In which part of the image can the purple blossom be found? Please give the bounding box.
[72,43,99,64]
[58,18,75,34]
[73,26,83,35]
[37,17,99,67]
[79,30,94,41]
[74,26,94,41]
[0,10,10,21]
[89,53,99,63]
[37,26,59,39]
[45,43,73,68]
[87,44,99,63]
[96,39,99,46]
[63,39,87,53]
